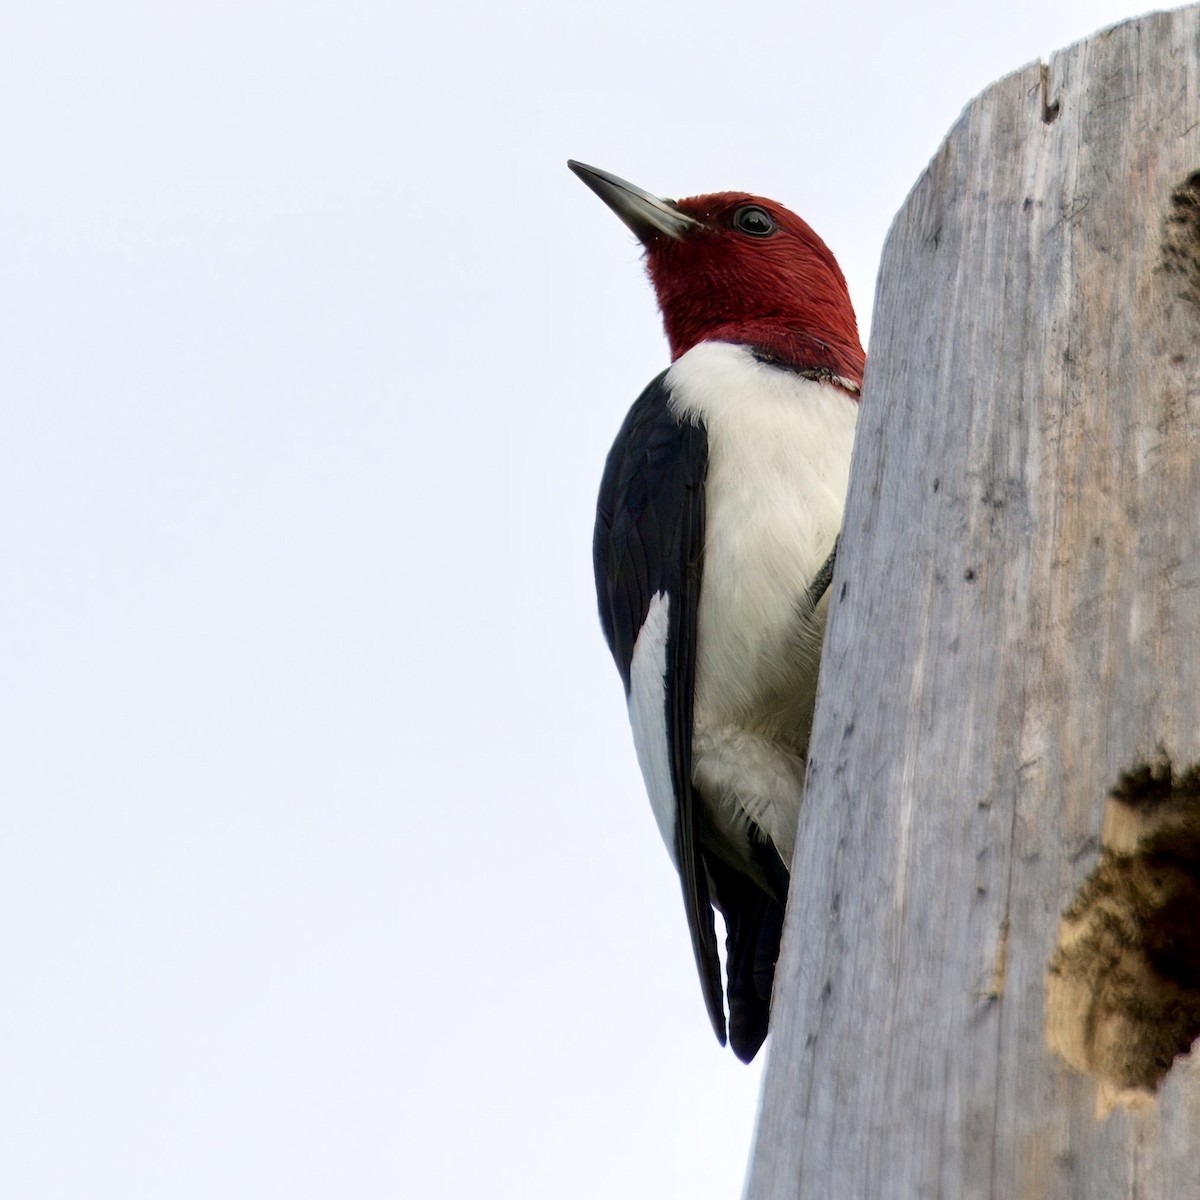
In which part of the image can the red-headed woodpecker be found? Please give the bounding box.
[570,160,863,1062]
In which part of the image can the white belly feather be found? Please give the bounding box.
[665,341,858,866]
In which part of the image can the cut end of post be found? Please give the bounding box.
[1046,755,1200,1108]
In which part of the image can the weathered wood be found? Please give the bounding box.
[746,9,1200,1198]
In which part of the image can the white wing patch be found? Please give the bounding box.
[627,591,678,868]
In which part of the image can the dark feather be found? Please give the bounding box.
[593,374,726,1044]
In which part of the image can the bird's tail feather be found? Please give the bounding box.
[706,853,786,1063]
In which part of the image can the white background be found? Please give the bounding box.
[1,2,1145,1196]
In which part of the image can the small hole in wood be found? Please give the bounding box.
[1046,754,1200,1107]
[1160,172,1200,307]
[1038,63,1060,125]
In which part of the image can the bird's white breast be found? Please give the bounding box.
[665,340,858,860]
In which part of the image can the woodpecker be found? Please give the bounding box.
[570,160,863,1062]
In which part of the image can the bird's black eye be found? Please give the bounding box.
[732,205,777,237]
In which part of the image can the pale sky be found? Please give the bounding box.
[1,2,1148,1197]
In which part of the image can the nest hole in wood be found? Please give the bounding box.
[1045,755,1200,1101]
[1160,171,1200,307]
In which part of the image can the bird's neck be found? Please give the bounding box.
[687,320,864,395]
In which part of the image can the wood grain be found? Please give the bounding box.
[746,9,1200,1197]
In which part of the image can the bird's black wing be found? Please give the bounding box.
[592,371,725,1046]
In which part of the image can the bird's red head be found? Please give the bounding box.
[569,162,864,390]
[648,192,863,386]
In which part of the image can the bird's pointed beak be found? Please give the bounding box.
[568,160,702,244]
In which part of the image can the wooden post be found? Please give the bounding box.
[746,9,1200,1197]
